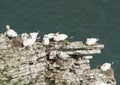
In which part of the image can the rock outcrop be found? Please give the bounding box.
[0,33,116,85]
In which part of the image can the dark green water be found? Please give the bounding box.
[0,0,120,84]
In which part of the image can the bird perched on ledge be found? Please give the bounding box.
[42,35,50,46]
[21,33,30,41]
[5,25,18,38]
[100,63,111,71]
[56,51,71,60]
[53,32,68,42]
[22,32,39,47]
[86,38,99,45]
[45,33,55,40]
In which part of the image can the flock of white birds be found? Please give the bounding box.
[4,25,112,72]
[5,24,99,47]
[5,25,69,47]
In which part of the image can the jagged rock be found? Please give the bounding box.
[0,33,116,85]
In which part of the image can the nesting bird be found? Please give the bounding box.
[57,33,68,41]
[99,82,109,85]
[46,33,55,39]
[100,63,111,71]
[42,35,50,46]
[56,51,71,60]
[53,33,60,42]
[22,32,39,47]
[21,33,30,41]
[29,32,39,39]
[5,25,18,38]
[86,38,99,45]
[53,32,68,42]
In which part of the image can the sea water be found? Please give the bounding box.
[0,0,120,84]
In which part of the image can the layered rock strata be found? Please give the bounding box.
[0,34,116,85]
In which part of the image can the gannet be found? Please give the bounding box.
[21,33,29,41]
[99,82,109,85]
[5,25,18,38]
[23,32,38,47]
[58,33,68,41]
[29,32,39,39]
[100,63,111,71]
[53,33,61,41]
[53,33,68,42]
[86,38,99,45]
[42,35,50,45]
[57,51,71,60]
[46,33,55,39]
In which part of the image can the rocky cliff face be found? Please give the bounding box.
[0,34,116,85]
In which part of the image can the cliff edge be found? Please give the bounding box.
[0,33,116,85]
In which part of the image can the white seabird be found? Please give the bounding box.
[53,33,68,42]
[57,51,71,60]
[23,32,39,47]
[46,33,55,39]
[58,33,68,41]
[99,82,109,85]
[86,38,99,45]
[5,25,18,38]
[53,33,61,41]
[42,35,50,45]
[42,33,55,45]
[29,32,39,39]
[21,33,30,41]
[100,63,111,71]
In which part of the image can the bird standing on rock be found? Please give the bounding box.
[100,63,111,71]
[21,33,30,41]
[5,25,18,38]
[46,33,55,39]
[42,35,50,46]
[53,32,68,42]
[22,32,39,47]
[56,51,71,60]
[29,32,39,39]
[86,38,99,45]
